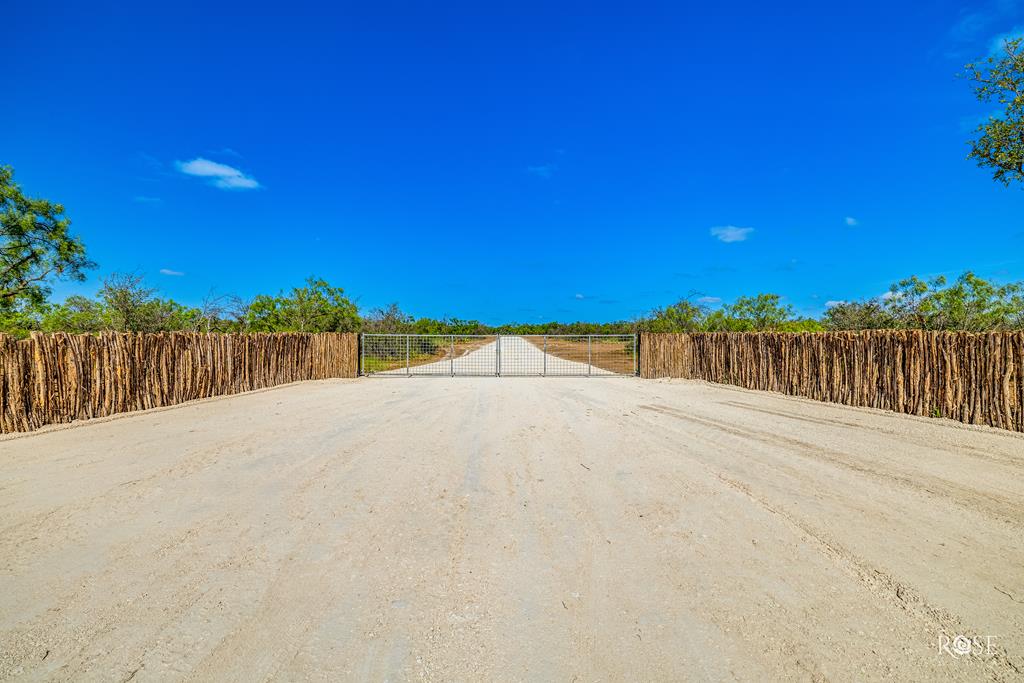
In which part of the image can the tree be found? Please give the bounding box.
[964,37,1024,186]
[290,278,359,332]
[244,277,359,333]
[364,303,413,333]
[643,299,706,332]
[822,300,895,330]
[41,295,108,333]
[0,300,46,337]
[1,166,94,308]
[196,291,235,333]
[222,295,254,331]
[717,294,793,331]
[99,273,158,332]
[885,271,1024,331]
[97,272,200,332]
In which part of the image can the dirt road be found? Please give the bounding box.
[2,378,1023,680]
[375,336,618,376]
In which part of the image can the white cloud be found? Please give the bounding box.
[825,300,847,308]
[697,296,721,305]
[574,293,585,300]
[176,157,261,190]
[881,290,900,301]
[159,268,185,276]
[710,225,753,243]
[845,216,858,226]
[527,164,556,179]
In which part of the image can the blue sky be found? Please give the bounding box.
[4,1,1024,323]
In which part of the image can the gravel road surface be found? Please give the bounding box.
[1,378,1022,681]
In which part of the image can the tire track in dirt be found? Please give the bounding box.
[3,377,1023,680]
[719,399,1024,468]
[627,399,1022,679]
[639,403,1023,527]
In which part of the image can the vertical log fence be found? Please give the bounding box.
[0,332,358,433]
[640,331,1024,433]
[4,330,1022,434]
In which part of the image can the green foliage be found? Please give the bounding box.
[778,318,826,332]
[643,300,705,332]
[641,293,817,332]
[0,300,46,337]
[91,273,199,333]
[718,294,794,331]
[243,277,359,333]
[824,271,1024,331]
[1,166,94,309]
[1,266,1020,339]
[822,300,895,330]
[886,271,1024,331]
[41,295,108,333]
[964,37,1024,186]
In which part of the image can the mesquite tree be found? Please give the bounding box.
[964,37,1024,186]
[0,166,93,308]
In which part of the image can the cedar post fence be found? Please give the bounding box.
[640,331,1024,433]
[0,332,358,434]
[3,330,1022,434]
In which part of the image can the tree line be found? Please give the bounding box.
[3,38,1023,338]
[2,266,1022,338]
[642,273,1024,334]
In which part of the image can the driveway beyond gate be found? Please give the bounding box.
[360,334,638,377]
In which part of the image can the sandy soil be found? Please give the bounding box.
[1,378,1023,681]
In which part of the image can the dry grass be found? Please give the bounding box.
[525,337,636,374]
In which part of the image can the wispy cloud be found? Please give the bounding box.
[574,293,585,300]
[845,216,858,226]
[159,268,185,276]
[133,195,161,203]
[527,164,556,179]
[697,296,722,305]
[990,26,1024,55]
[950,9,994,43]
[710,225,753,243]
[825,300,847,308]
[945,1,1022,59]
[176,157,261,190]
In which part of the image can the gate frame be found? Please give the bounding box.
[359,333,638,377]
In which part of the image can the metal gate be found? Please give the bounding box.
[360,334,637,377]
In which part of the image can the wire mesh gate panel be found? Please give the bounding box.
[360,334,637,377]
[360,335,497,376]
